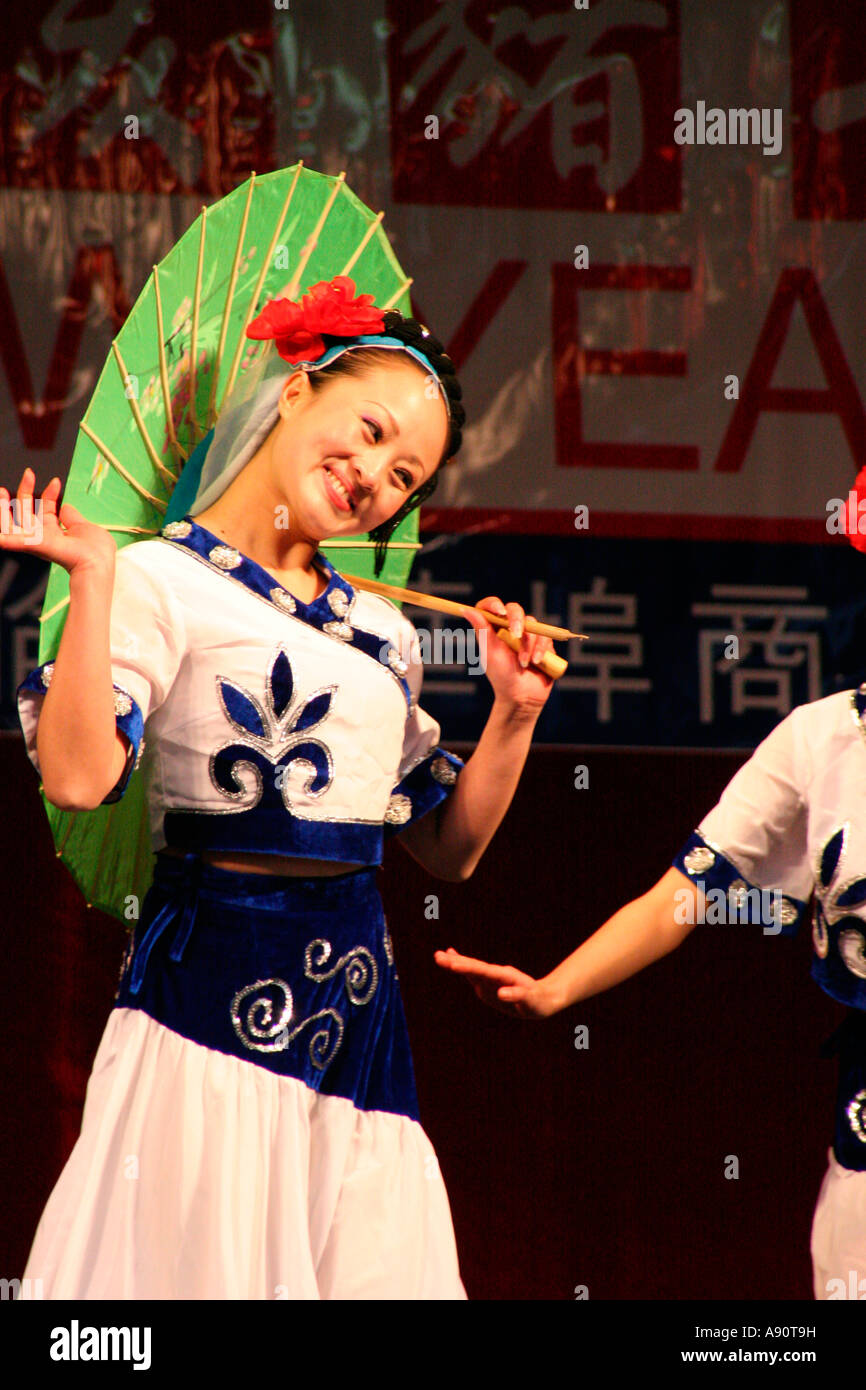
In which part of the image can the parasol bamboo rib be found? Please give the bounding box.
[340,211,385,276]
[324,539,420,550]
[340,570,585,642]
[382,276,413,311]
[285,170,347,300]
[208,172,258,428]
[109,343,178,488]
[152,264,187,469]
[79,420,168,512]
[222,161,305,405]
[189,206,207,443]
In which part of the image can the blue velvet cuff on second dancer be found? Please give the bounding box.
[16,661,145,805]
[672,830,807,936]
[383,748,465,837]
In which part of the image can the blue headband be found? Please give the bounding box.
[296,334,451,422]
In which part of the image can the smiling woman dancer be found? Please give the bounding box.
[6,277,556,1299]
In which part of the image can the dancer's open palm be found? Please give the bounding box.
[0,468,116,577]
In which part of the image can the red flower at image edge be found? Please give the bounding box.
[245,275,385,364]
[850,466,866,555]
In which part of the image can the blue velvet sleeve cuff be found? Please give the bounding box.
[17,660,146,805]
[383,748,465,837]
[672,830,808,936]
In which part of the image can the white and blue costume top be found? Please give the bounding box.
[672,685,866,1169]
[17,515,465,864]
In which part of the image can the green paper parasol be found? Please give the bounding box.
[35,164,419,924]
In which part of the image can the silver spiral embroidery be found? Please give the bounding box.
[231,977,294,1050]
[304,939,378,1006]
[383,919,394,966]
[230,977,345,1070]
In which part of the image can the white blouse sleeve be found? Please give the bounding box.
[17,542,186,804]
[671,703,813,935]
[383,618,465,837]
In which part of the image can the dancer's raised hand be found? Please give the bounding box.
[0,468,116,577]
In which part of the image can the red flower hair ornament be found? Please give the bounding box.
[245,275,385,364]
[848,465,866,555]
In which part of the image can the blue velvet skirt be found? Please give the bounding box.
[115,851,420,1122]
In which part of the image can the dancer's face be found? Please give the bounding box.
[271,359,449,540]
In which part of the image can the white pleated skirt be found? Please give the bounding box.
[19,1007,465,1300]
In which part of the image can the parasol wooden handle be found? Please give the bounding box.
[491,628,569,679]
[339,570,583,683]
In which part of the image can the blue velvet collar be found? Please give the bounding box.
[157,515,413,710]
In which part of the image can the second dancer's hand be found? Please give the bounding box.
[433,947,561,1018]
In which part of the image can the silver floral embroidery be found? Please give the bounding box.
[304,939,378,1005]
[209,646,337,812]
[161,520,192,539]
[328,589,350,618]
[133,738,146,771]
[683,846,715,875]
[847,1088,866,1144]
[387,648,409,677]
[114,689,133,717]
[270,587,297,615]
[728,879,748,909]
[838,929,866,980]
[208,544,242,570]
[322,586,357,641]
[40,662,54,688]
[779,898,798,928]
[812,825,866,973]
[230,977,344,1069]
[385,792,412,825]
[431,756,458,786]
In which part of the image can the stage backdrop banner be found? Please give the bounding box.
[1,0,865,749]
